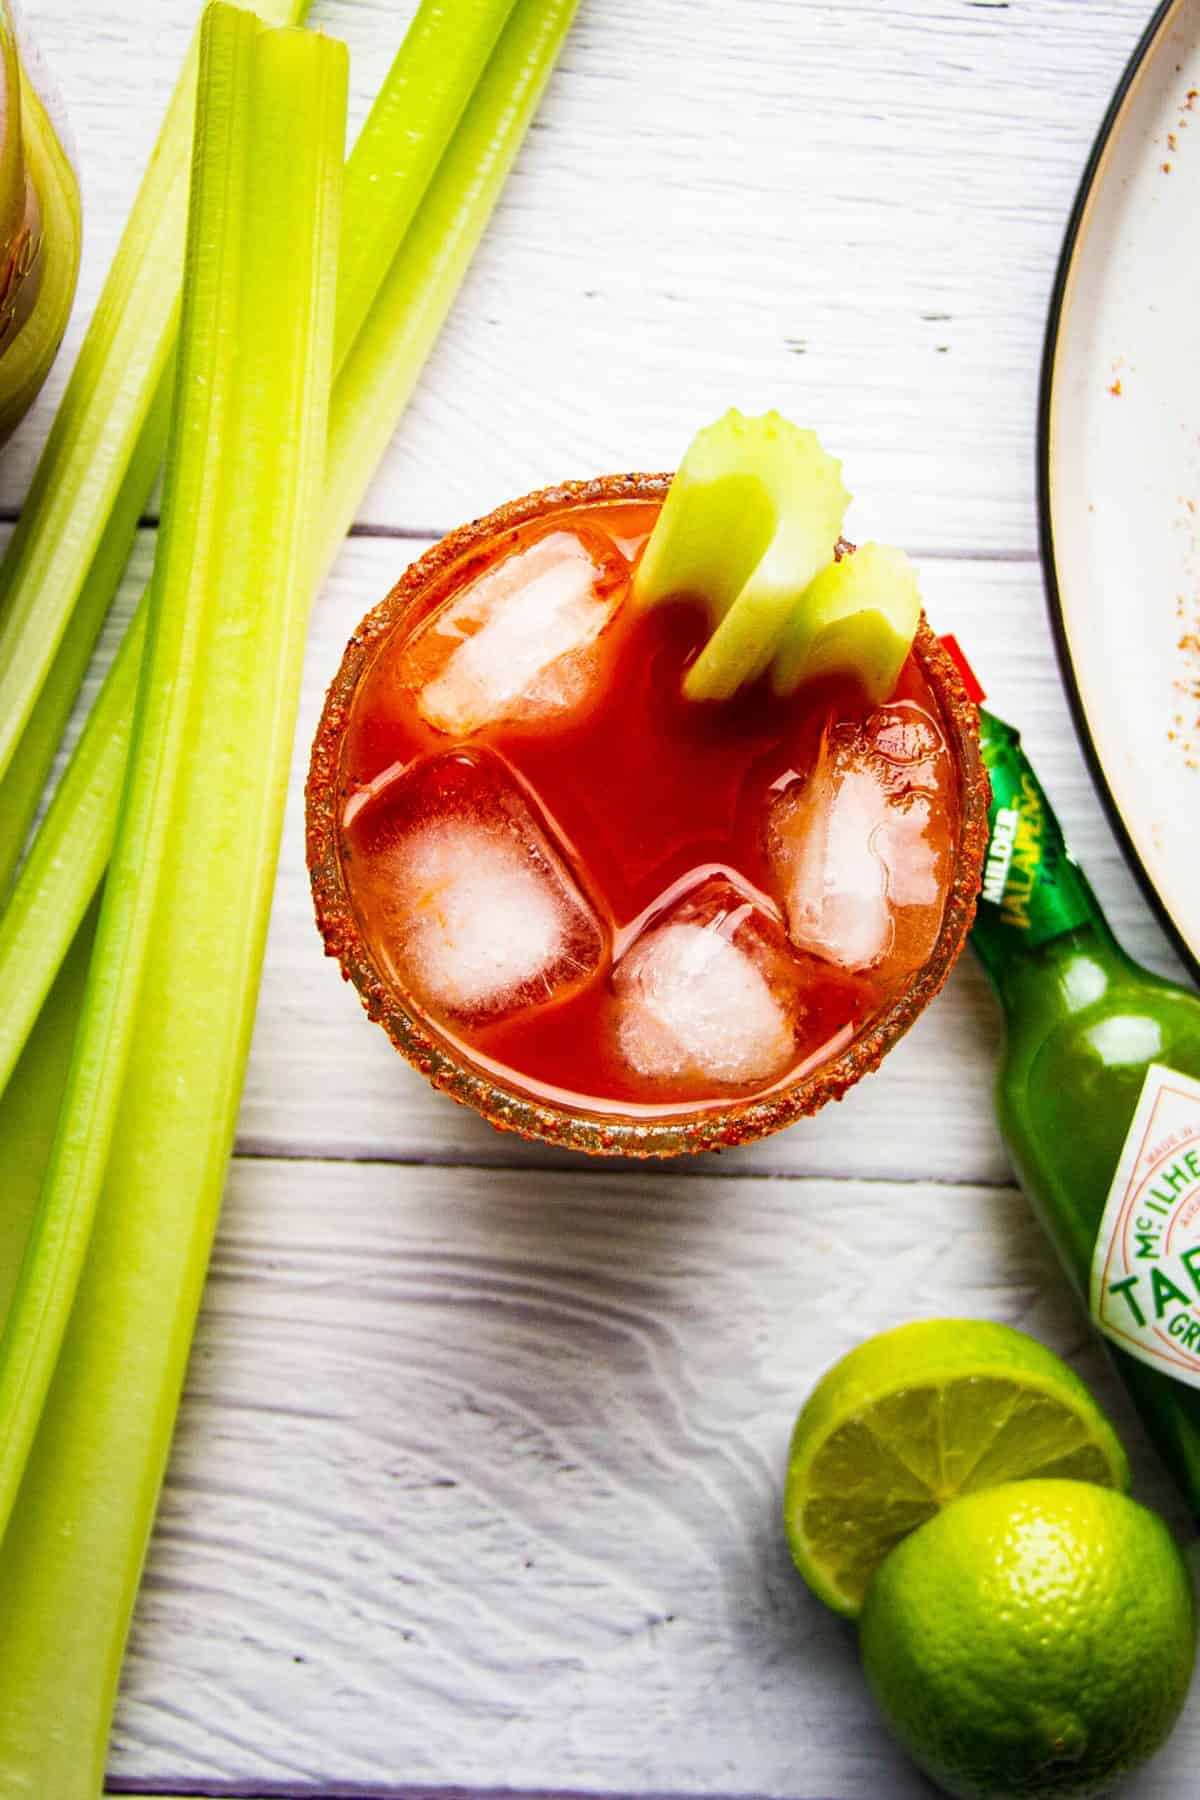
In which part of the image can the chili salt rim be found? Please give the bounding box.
[306,472,989,1158]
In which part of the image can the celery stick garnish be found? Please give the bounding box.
[770,541,922,703]
[633,408,851,701]
[0,0,578,1110]
[0,0,345,1753]
[0,0,306,792]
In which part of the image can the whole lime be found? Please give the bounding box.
[859,1479,1196,1798]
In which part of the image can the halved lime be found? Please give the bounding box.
[783,1318,1131,1618]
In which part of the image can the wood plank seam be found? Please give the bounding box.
[106,1786,836,1799]
[32,510,1042,559]
[227,1140,1024,1192]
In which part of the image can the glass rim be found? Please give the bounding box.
[306,470,990,1158]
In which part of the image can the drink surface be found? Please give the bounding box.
[972,710,1200,1514]
[335,497,962,1114]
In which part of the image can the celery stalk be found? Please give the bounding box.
[0,909,95,1326]
[324,0,580,560]
[0,40,344,1800]
[0,0,580,1114]
[335,0,516,371]
[0,0,306,791]
[0,607,142,1098]
[0,371,170,899]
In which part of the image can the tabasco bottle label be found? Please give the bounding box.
[977,712,1094,948]
[1090,1063,1200,1386]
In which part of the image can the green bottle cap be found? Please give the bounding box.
[977,710,1094,948]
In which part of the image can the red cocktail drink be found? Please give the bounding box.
[307,472,987,1154]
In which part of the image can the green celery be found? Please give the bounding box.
[324,0,581,558]
[770,541,922,703]
[0,0,306,793]
[0,608,142,1100]
[0,19,345,1799]
[0,0,581,1118]
[0,375,169,899]
[335,0,516,370]
[0,909,95,1326]
[633,409,851,701]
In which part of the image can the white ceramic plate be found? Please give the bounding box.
[1042,0,1200,977]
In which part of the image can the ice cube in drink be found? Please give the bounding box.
[765,700,956,982]
[395,526,628,737]
[341,746,607,1025]
[611,870,802,1088]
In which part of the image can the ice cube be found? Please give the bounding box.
[611,871,801,1088]
[397,527,628,737]
[343,748,607,1023]
[765,700,956,980]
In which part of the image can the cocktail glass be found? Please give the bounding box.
[306,472,988,1157]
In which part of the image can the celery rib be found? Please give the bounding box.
[0,907,96,1331]
[0,0,341,1742]
[0,0,306,793]
[324,0,580,562]
[335,0,516,371]
[0,604,142,1099]
[0,8,346,1791]
[0,372,169,899]
[633,411,852,702]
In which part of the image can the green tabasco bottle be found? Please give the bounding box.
[970,707,1200,1516]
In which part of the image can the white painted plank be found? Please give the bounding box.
[57,528,1192,1183]
[4,0,1161,553]
[107,1158,1197,1793]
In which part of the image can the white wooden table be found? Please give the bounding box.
[15,1,1199,1794]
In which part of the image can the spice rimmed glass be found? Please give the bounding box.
[306,472,989,1157]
